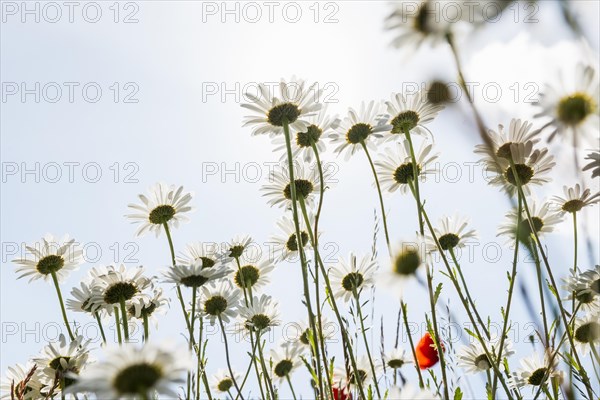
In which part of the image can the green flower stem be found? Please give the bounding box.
[447,248,490,339]
[360,141,392,257]
[199,319,213,400]
[282,118,323,397]
[310,141,336,400]
[51,272,75,341]
[402,127,424,235]
[286,375,298,400]
[94,312,107,343]
[218,316,245,400]
[143,313,149,342]
[249,332,267,400]
[256,333,275,400]
[409,182,514,399]
[530,242,549,345]
[114,306,122,344]
[297,195,367,400]
[507,159,594,399]
[569,210,578,392]
[234,256,251,307]
[352,288,382,398]
[491,193,522,398]
[190,287,198,348]
[237,334,260,399]
[119,298,130,341]
[401,301,424,388]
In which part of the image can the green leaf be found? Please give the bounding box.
[434,283,443,304]
[454,387,463,400]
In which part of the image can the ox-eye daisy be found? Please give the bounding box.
[457,338,514,375]
[329,253,377,302]
[425,214,477,253]
[509,351,559,390]
[211,369,242,394]
[236,294,280,335]
[33,334,90,390]
[384,90,444,140]
[241,77,322,136]
[563,266,600,312]
[262,162,323,210]
[382,238,427,296]
[0,363,43,400]
[573,311,600,356]
[92,265,154,312]
[551,184,599,214]
[163,260,230,289]
[583,150,600,178]
[126,183,192,237]
[270,342,303,384]
[270,214,314,263]
[197,281,241,325]
[474,119,540,160]
[497,200,562,245]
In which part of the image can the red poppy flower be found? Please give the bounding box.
[333,385,352,400]
[415,332,444,370]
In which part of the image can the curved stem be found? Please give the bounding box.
[94,312,107,344]
[360,141,392,257]
[402,127,424,235]
[256,333,276,399]
[119,298,130,341]
[401,301,424,388]
[114,306,122,344]
[237,335,260,399]
[286,375,298,400]
[530,242,549,345]
[51,272,74,341]
[249,332,267,400]
[218,316,245,400]
[143,313,149,342]
[353,289,381,398]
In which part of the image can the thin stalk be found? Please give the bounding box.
[401,301,424,388]
[282,119,323,397]
[286,376,298,400]
[51,272,74,341]
[530,242,549,345]
[352,289,381,398]
[218,316,244,400]
[249,332,267,400]
[402,127,424,235]
[491,193,522,397]
[119,298,130,341]
[360,141,392,256]
[508,161,594,398]
[94,312,107,344]
[114,307,122,344]
[143,313,149,342]
[298,196,367,400]
[256,334,276,399]
[237,336,260,399]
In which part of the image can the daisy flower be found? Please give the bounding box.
[232,258,274,292]
[226,234,253,259]
[535,63,599,145]
[425,214,477,253]
[211,369,242,395]
[384,90,444,140]
[70,341,191,399]
[329,253,377,302]
[0,363,43,400]
[509,351,559,390]
[177,241,231,269]
[457,338,514,375]
[482,141,555,196]
[563,266,600,312]
[92,265,154,312]
[474,119,541,160]
[388,384,441,399]
[497,200,563,245]
[197,281,241,325]
[236,294,280,335]
[376,139,438,194]
[551,184,600,214]
[271,105,340,162]
[126,182,193,237]
[383,347,413,371]
[13,234,82,283]
[291,317,336,349]
[333,355,379,390]
[415,332,442,370]
[270,213,314,263]
[270,342,303,384]
[262,162,323,209]
[385,0,455,51]
[329,101,391,160]
[163,259,231,289]
[583,150,600,178]
[382,238,427,296]
[573,311,600,356]
[128,287,169,324]
[33,334,90,390]
[241,77,322,136]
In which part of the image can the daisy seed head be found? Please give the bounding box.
[296,125,322,147]
[527,367,548,386]
[181,275,209,288]
[474,354,492,370]
[148,204,176,225]
[504,164,534,186]
[199,257,216,268]
[496,143,515,160]
[249,314,271,331]
[267,103,301,126]
[394,249,421,276]
[391,110,420,133]
[217,378,233,392]
[286,232,309,252]
[517,217,544,242]
[113,363,163,395]
[387,359,405,369]
[229,245,245,258]
[427,81,451,105]
[557,93,596,125]
[562,199,585,213]
[438,233,460,251]
[341,272,364,292]
[36,254,65,275]
[283,179,314,199]
[394,162,420,184]
[349,369,367,386]
[574,321,600,344]
[273,360,294,378]
[346,123,373,144]
[234,265,260,288]
[204,295,228,316]
[104,281,137,304]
